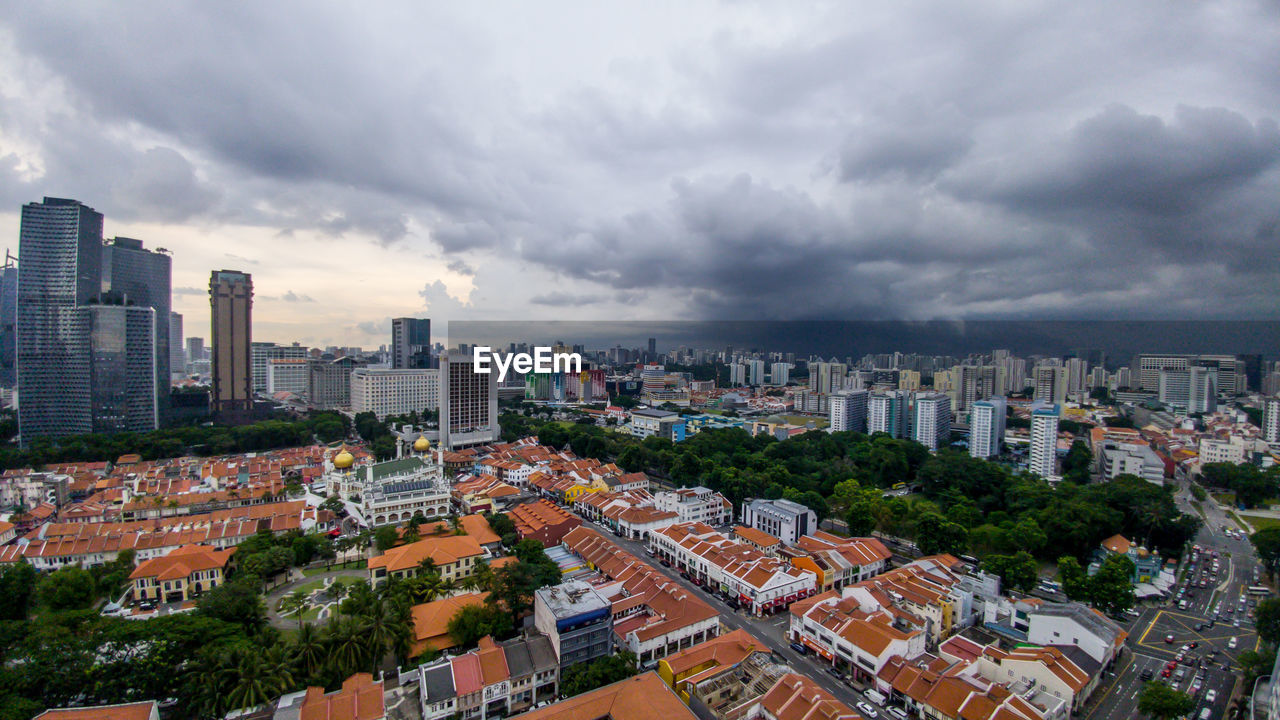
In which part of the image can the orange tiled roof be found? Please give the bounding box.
[369,535,484,574]
[409,592,490,655]
[508,672,694,720]
[34,702,157,720]
[299,673,384,720]
[128,544,235,581]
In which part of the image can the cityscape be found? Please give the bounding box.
[1,4,1280,720]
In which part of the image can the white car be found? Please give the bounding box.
[1206,689,1217,703]
[1228,637,1238,649]
[856,702,879,718]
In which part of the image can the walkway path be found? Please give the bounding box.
[263,566,368,630]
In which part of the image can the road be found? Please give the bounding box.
[586,521,890,715]
[1084,475,1264,720]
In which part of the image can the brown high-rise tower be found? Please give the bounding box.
[209,270,253,416]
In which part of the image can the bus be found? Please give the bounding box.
[1247,585,1271,596]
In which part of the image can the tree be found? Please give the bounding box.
[197,580,267,633]
[1253,527,1280,579]
[374,525,400,552]
[280,589,311,628]
[846,502,877,537]
[39,566,97,611]
[447,604,515,647]
[0,562,39,620]
[1255,598,1280,645]
[1089,554,1136,614]
[560,652,638,697]
[914,512,968,556]
[1057,556,1090,601]
[1137,681,1194,719]
[983,552,1039,593]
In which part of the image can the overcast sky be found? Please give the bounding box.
[1,1,1278,347]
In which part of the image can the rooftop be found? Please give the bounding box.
[508,672,695,720]
[536,580,611,619]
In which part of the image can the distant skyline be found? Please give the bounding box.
[2,2,1279,346]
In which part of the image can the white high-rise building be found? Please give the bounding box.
[1263,397,1280,444]
[913,393,951,451]
[771,362,791,386]
[747,359,767,386]
[729,362,746,386]
[1033,365,1066,405]
[1065,358,1089,395]
[829,389,869,433]
[351,368,440,419]
[266,357,310,396]
[868,391,909,438]
[1136,354,1192,392]
[1159,367,1216,415]
[1030,403,1061,480]
[969,397,1007,459]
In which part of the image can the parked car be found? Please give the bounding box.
[855,702,879,718]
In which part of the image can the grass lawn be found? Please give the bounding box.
[780,414,828,428]
[1212,492,1238,507]
[303,560,367,576]
[1240,514,1280,533]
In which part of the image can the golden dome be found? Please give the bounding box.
[413,435,431,453]
[333,449,355,469]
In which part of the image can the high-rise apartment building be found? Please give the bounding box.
[868,390,909,438]
[209,270,254,416]
[168,312,184,382]
[391,317,432,369]
[1065,357,1089,395]
[747,359,766,386]
[957,365,996,412]
[771,362,790,386]
[102,237,171,420]
[1032,365,1067,405]
[440,351,498,449]
[969,397,1007,459]
[1029,403,1060,479]
[251,341,308,393]
[1194,355,1244,396]
[351,368,439,419]
[898,369,922,392]
[829,389,869,433]
[16,197,104,443]
[1262,397,1280,444]
[1158,366,1216,415]
[266,358,311,396]
[913,392,951,451]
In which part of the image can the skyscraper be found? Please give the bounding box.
[168,312,184,382]
[209,270,254,416]
[1032,365,1067,405]
[440,351,499,449]
[391,317,432,369]
[1029,403,1061,479]
[86,302,157,432]
[969,397,1007,459]
[16,197,104,443]
[0,256,16,387]
[1263,397,1280,444]
[103,237,171,421]
[913,392,951,451]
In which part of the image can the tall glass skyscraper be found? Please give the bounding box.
[16,197,104,443]
[102,237,171,422]
[392,317,432,369]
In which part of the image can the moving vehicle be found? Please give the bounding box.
[1206,689,1217,703]
[1140,667,1153,680]
[1228,637,1238,649]
[1248,585,1271,596]
[855,702,879,718]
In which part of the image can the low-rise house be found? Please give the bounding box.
[788,589,927,684]
[34,702,159,720]
[656,628,771,702]
[732,526,782,556]
[941,637,1095,714]
[728,672,861,720]
[877,654,1049,720]
[1023,602,1126,671]
[420,635,559,720]
[129,544,235,604]
[507,499,582,546]
[506,672,696,720]
[653,486,732,526]
[784,531,892,591]
[294,672,384,720]
[368,534,485,586]
[740,499,816,545]
[408,592,491,657]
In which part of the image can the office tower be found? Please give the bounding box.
[209,270,254,416]
[1029,403,1061,479]
[168,312,184,382]
[641,363,665,392]
[0,256,16,387]
[868,391,909,438]
[251,341,308,392]
[648,337,656,358]
[1159,367,1216,415]
[440,351,499,449]
[391,317,432,369]
[1032,365,1067,405]
[1065,357,1089,394]
[913,392,951,451]
[829,389,869,433]
[969,397,1007,459]
[1135,354,1192,392]
[1087,366,1107,389]
[1241,354,1263,393]
[86,302,157,432]
[1195,355,1244,396]
[102,237,171,420]
[16,197,104,443]
[747,359,766,386]
[309,356,367,409]
[1263,397,1280,444]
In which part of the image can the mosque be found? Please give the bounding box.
[323,427,451,529]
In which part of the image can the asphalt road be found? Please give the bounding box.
[1083,476,1265,720]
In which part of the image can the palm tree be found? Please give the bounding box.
[327,615,367,678]
[292,623,326,680]
[328,580,349,605]
[224,645,294,712]
[407,574,445,604]
[343,580,377,617]
[438,577,458,598]
[360,597,412,672]
[280,589,311,628]
[416,556,437,577]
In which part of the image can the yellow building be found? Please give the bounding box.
[657,628,770,703]
[368,534,484,587]
[129,544,235,604]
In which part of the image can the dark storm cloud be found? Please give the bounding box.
[3,2,1280,321]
